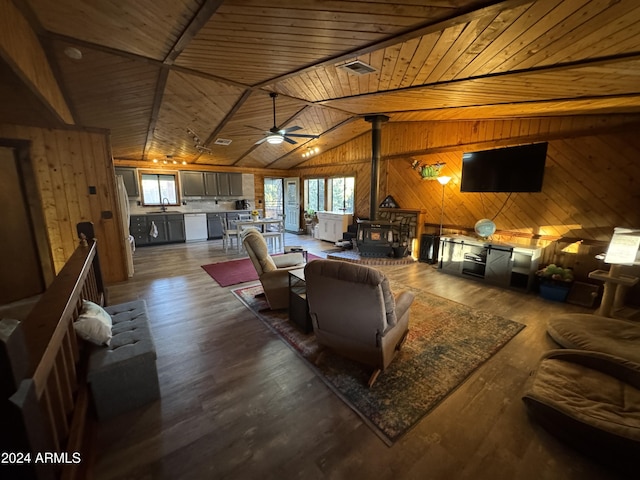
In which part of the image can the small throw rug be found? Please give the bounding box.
[202,254,319,287]
[232,283,524,445]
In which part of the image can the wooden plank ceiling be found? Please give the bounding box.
[4,0,640,169]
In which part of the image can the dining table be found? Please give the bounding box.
[235,218,284,252]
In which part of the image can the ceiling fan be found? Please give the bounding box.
[254,92,319,145]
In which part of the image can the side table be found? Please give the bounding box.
[288,268,312,333]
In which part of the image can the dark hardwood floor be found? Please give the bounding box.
[93,234,621,480]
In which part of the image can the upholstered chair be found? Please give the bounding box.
[304,259,414,387]
[241,228,305,310]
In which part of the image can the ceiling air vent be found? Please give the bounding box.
[214,138,232,146]
[340,60,377,75]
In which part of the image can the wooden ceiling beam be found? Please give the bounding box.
[192,89,253,164]
[142,67,170,160]
[164,0,225,65]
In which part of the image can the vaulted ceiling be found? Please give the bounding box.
[3,0,640,170]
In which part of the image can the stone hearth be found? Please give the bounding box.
[327,250,416,266]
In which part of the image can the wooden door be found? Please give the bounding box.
[0,146,44,304]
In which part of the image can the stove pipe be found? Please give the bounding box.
[364,115,389,220]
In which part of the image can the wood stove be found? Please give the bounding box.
[356,219,394,257]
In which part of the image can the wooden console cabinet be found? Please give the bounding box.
[439,235,542,291]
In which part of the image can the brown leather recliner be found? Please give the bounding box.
[242,228,305,310]
[304,259,414,386]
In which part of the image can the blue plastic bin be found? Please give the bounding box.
[539,283,571,302]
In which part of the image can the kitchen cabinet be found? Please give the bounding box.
[148,218,168,244]
[228,173,243,195]
[207,213,224,239]
[166,214,186,242]
[204,172,219,196]
[439,235,541,291]
[316,212,353,243]
[130,214,185,246]
[182,171,244,197]
[130,215,150,246]
[206,172,243,196]
[181,171,206,196]
[115,167,139,197]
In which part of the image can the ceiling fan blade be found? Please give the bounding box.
[284,136,297,145]
[255,137,268,145]
[285,133,320,139]
[281,125,302,134]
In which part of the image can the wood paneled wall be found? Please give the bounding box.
[0,124,127,284]
[0,0,73,124]
[292,115,640,244]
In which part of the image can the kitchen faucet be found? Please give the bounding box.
[161,197,170,212]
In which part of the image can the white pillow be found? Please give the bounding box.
[74,300,112,346]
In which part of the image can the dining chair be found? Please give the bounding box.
[220,216,240,251]
[262,217,283,252]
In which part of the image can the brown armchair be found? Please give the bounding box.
[242,228,305,310]
[304,259,414,386]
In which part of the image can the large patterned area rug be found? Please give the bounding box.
[232,283,525,445]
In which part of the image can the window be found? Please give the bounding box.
[304,176,354,214]
[141,173,178,206]
[304,178,325,212]
[328,176,354,214]
[264,178,283,218]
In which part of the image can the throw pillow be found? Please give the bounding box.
[74,300,112,346]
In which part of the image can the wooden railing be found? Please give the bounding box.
[6,223,104,480]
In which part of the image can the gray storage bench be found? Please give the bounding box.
[88,299,160,419]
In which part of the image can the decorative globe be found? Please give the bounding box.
[474,218,496,238]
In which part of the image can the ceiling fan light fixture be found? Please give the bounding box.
[266,133,284,144]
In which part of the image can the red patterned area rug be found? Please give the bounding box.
[232,283,525,445]
[201,254,320,287]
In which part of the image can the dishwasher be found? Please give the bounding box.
[184,213,208,242]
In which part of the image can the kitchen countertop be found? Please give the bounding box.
[131,209,255,216]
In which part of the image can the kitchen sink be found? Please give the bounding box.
[145,210,181,214]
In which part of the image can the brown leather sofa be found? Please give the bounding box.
[242,228,305,310]
[304,259,414,386]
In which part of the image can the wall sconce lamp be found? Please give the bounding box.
[437,176,451,235]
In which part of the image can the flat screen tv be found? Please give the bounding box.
[460,142,548,192]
